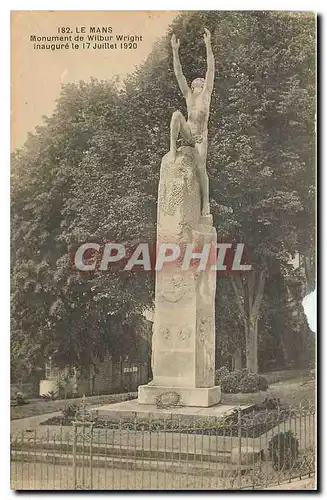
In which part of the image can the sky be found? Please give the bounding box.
[302,289,317,333]
[11,11,179,150]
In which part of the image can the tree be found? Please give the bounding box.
[223,12,315,371]
[258,261,311,372]
[11,78,155,372]
[177,11,315,372]
[128,11,315,372]
[214,272,244,368]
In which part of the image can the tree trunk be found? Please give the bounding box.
[232,347,243,370]
[303,252,315,295]
[280,334,289,368]
[245,316,258,373]
[231,270,266,375]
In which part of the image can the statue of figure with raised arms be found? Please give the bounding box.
[170,28,215,217]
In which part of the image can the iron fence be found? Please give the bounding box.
[10,402,315,490]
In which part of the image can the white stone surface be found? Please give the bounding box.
[139,146,219,407]
[142,31,218,409]
[93,398,242,419]
[39,379,58,397]
[138,384,221,407]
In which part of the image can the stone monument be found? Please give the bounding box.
[138,29,221,407]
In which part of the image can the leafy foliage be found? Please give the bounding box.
[62,404,79,419]
[220,373,240,394]
[257,375,269,391]
[268,430,299,471]
[13,392,26,406]
[215,366,269,393]
[238,372,263,393]
[45,391,58,401]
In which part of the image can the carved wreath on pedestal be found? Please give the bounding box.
[159,274,189,303]
[155,391,182,409]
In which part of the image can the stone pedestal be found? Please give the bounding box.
[138,146,221,408]
[138,385,221,407]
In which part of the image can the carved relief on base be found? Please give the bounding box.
[156,325,192,342]
[160,327,171,339]
[198,316,211,344]
[178,327,191,341]
[157,147,201,233]
[158,273,191,303]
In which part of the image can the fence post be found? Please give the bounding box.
[89,424,94,490]
[72,422,77,490]
[238,406,242,489]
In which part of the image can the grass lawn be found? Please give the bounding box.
[11,372,315,421]
[222,377,315,407]
[11,392,137,421]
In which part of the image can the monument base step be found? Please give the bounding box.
[138,385,221,407]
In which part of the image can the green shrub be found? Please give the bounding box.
[220,373,239,393]
[268,431,299,471]
[238,372,269,393]
[238,372,259,393]
[217,368,269,394]
[15,392,26,406]
[259,396,281,410]
[215,366,230,384]
[57,373,73,399]
[46,390,58,401]
[62,404,78,419]
[234,368,250,383]
[258,375,269,391]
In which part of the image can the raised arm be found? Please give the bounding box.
[171,34,190,98]
[203,28,215,94]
